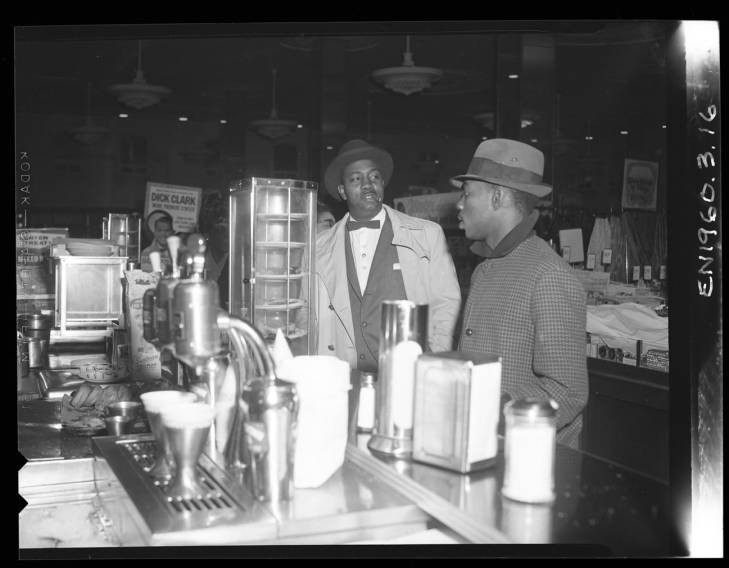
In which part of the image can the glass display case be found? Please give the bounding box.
[53,255,127,332]
[229,177,317,356]
[102,213,141,264]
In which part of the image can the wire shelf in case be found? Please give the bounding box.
[255,242,306,248]
[255,299,305,310]
[256,213,309,221]
[256,273,304,280]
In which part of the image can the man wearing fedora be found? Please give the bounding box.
[454,139,588,449]
[316,139,461,373]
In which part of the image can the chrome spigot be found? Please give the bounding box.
[216,313,298,502]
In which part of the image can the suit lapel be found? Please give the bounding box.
[319,220,355,345]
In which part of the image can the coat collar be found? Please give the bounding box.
[470,210,539,259]
[321,204,430,258]
[383,204,430,259]
[316,203,430,341]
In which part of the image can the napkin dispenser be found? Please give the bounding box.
[412,351,502,473]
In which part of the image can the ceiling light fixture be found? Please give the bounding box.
[620,130,629,135]
[108,40,171,110]
[178,116,188,122]
[118,113,129,118]
[219,119,227,125]
[371,35,443,96]
[249,68,297,140]
[508,74,520,79]
[71,83,110,145]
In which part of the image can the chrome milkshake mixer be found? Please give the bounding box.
[142,234,299,502]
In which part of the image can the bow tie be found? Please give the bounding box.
[347,219,380,231]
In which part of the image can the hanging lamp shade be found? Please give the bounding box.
[371,35,443,96]
[249,68,298,140]
[108,40,170,110]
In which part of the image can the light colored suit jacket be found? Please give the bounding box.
[315,204,461,368]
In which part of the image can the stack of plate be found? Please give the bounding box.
[77,362,129,383]
[63,238,119,257]
[70,357,129,383]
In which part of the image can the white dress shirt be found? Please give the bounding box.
[347,208,387,294]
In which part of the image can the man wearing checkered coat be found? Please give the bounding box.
[453,139,588,449]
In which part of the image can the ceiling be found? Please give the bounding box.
[13,21,670,142]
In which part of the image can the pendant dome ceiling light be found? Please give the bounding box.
[72,82,110,145]
[371,35,443,96]
[249,67,298,140]
[109,40,171,110]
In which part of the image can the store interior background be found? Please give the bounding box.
[16,21,724,555]
[15,21,667,282]
[15,18,674,476]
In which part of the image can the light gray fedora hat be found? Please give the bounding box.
[450,138,552,197]
[324,139,394,200]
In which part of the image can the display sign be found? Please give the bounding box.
[558,228,585,263]
[643,265,652,281]
[621,159,659,211]
[16,227,69,296]
[144,182,202,234]
[632,266,641,282]
[586,254,596,270]
[659,265,667,280]
[602,249,613,265]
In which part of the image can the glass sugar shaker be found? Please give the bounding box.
[502,398,559,504]
[357,372,377,433]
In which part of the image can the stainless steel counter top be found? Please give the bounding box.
[337,380,677,555]
[19,378,678,554]
[350,432,675,555]
[18,398,147,461]
[18,399,93,461]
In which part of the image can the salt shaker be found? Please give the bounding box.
[502,398,559,504]
[357,372,376,433]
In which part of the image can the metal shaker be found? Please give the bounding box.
[20,313,51,342]
[242,378,298,502]
[171,279,220,368]
[26,337,49,369]
[367,300,428,459]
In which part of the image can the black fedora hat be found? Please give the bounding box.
[324,139,394,200]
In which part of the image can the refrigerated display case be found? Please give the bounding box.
[229,178,317,356]
[103,213,141,264]
[52,255,127,332]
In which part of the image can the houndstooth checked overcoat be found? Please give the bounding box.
[459,234,589,449]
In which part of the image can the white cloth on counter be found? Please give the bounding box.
[276,355,351,489]
[586,302,668,349]
[269,328,294,369]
